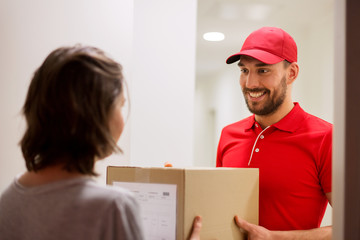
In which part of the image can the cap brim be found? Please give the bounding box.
[226,54,241,64]
[226,49,284,65]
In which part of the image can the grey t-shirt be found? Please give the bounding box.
[0,176,144,240]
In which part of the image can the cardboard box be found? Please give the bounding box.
[107,166,258,240]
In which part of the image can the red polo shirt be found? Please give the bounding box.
[217,103,332,230]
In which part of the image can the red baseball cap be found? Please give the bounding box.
[226,27,297,64]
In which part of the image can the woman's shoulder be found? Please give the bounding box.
[78,178,137,205]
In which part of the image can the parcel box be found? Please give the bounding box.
[107,166,259,240]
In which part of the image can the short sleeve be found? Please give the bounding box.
[318,128,332,194]
[216,129,225,167]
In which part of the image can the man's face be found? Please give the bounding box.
[238,56,289,116]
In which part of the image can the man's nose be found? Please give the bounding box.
[244,72,260,89]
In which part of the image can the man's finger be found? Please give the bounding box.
[189,216,202,240]
[193,216,202,234]
[234,215,252,232]
[164,161,173,167]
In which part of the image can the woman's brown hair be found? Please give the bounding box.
[20,45,123,175]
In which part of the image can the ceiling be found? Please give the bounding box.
[196,0,334,76]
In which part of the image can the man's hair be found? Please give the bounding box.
[283,60,291,69]
[20,45,124,175]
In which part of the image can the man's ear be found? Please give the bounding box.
[287,62,299,84]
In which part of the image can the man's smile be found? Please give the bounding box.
[248,91,266,98]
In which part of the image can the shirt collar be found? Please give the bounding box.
[273,103,307,132]
[244,103,307,133]
[244,115,256,131]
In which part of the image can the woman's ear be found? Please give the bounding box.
[287,62,299,84]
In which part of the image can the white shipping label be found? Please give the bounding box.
[113,182,177,240]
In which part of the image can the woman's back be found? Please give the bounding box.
[0,176,144,240]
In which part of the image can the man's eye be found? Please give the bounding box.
[258,69,269,73]
[240,69,248,73]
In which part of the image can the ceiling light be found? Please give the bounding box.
[203,32,225,42]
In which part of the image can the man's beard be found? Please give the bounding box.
[243,76,287,116]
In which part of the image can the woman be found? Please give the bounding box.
[0,45,142,240]
[0,45,202,240]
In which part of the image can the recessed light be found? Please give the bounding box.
[203,32,225,42]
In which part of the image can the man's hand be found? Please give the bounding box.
[235,216,332,240]
[189,216,202,240]
[235,215,272,240]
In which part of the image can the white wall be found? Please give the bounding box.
[194,69,250,166]
[293,18,334,123]
[0,0,197,191]
[0,0,134,191]
[130,0,197,168]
